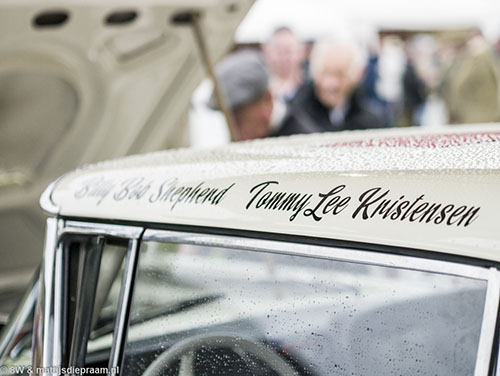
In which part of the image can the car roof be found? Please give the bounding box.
[44,124,500,263]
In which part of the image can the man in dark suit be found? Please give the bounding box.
[274,38,385,136]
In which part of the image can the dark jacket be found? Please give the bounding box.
[273,81,385,137]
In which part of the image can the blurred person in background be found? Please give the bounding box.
[401,38,428,126]
[262,26,306,102]
[405,34,446,127]
[442,30,500,124]
[375,36,407,125]
[273,38,385,136]
[209,49,286,141]
[362,35,427,127]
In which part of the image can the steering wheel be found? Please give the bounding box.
[142,333,299,376]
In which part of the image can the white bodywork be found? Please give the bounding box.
[45,125,500,262]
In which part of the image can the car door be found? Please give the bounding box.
[2,221,499,376]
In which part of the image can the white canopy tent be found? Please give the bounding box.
[236,0,500,43]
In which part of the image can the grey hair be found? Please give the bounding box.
[309,37,367,80]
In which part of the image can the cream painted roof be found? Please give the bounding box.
[46,125,500,262]
[76,124,500,175]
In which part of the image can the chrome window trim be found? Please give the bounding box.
[60,221,143,240]
[476,269,500,376]
[108,239,141,374]
[33,220,143,375]
[143,230,496,281]
[33,218,65,375]
[67,237,104,367]
[142,229,500,376]
[51,238,64,369]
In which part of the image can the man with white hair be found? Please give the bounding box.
[273,38,384,136]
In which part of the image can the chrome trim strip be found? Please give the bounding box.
[143,230,491,280]
[142,229,500,376]
[51,240,65,369]
[61,221,143,240]
[109,238,141,374]
[33,218,64,375]
[68,238,104,367]
[32,220,143,374]
[475,268,500,376]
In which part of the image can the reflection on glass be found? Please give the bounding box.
[123,241,487,376]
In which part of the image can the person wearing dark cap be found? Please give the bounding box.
[209,49,285,141]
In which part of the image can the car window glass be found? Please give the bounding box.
[122,241,487,376]
[85,244,128,365]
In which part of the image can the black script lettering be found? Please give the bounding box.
[372,195,405,219]
[256,191,273,209]
[304,185,350,222]
[333,197,351,214]
[420,203,442,223]
[390,200,409,220]
[350,186,480,228]
[186,183,204,203]
[202,188,218,203]
[434,204,455,224]
[352,187,390,220]
[212,183,235,204]
[246,181,312,222]
[409,203,429,222]
[171,187,191,209]
[169,187,184,204]
[460,207,480,227]
[246,181,279,209]
[266,192,287,210]
[195,188,210,203]
[446,205,467,225]
[150,179,233,210]
[149,178,178,203]
[401,195,425,220]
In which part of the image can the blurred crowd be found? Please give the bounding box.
[195,27,500,143]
